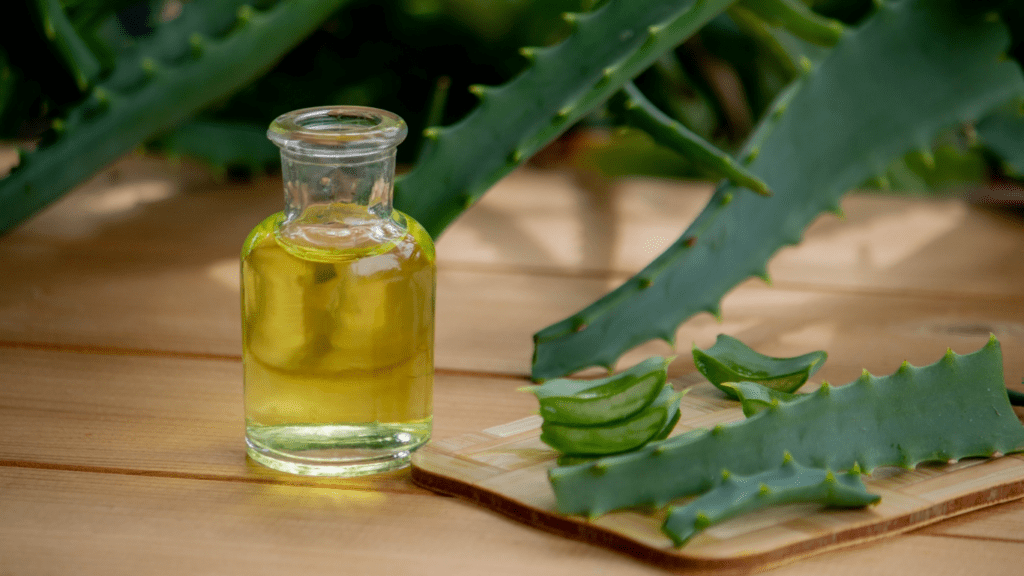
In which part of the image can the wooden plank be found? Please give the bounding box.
[0,346,533,487]
[2,466,1021,576]
[758,534,1024,576]
[434,168,1024,298]
[1,248,1021,381]
[2,158,1021,376]
[410,395,1024,574]
[919,499,1024,542]
[8,155,1023,298]
[0,466,665,576]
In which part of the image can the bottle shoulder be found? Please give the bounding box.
[242,209,434,265]
[393,209,436,263]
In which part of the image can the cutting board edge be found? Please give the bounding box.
[410,461,1024,575]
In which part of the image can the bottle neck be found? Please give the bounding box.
[267,105,407,232]
[280,146,397,224]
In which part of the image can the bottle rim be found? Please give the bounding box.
[267,106,408,153]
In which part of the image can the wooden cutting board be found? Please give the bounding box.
[410,382,1024,574]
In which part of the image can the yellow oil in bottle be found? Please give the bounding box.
[242,205,435,476]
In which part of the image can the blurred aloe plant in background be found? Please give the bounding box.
[2,0,1023,380]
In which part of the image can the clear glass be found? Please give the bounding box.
[242,106,435,476]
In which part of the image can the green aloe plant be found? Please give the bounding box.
[1,0,1022,385]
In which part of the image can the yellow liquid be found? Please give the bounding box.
[241,207,435,476]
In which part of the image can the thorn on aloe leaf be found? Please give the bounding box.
[571,317,587,333]
[189,33,204,57]
[706,307,723,322]
[468,84,487,100]
[915,148,935,169]
[141,58,158,78]
[236,4,255,25]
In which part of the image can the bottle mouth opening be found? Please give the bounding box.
[268,106,407,154]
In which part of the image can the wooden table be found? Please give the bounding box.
[2,154,1023,574]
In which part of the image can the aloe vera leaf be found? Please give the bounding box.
[724,6,800,79]
[147,118,279,175]
[532,0,1024,380]
[34,0,102,91]
[653,397,683,441]
[549,336,1024,517]
[662,456,878,547]
[540,384,684,456]
[0,0,350,235]
[693,334,826,396]
[976,100,1024,177]
[394,0,740,237]
[719,381,799,417]
[610,83,771,196]
[523,355,673,425]
[737,0,844,47]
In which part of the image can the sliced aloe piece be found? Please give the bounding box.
[540,384,684,456]
[523,356,673,426]
[555,401,684,466]
[720,381,800,417]
[693,334,826,398]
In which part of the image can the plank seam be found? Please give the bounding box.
[0,340,532,379]
[0,458,437,495]
[437,262,1024,303]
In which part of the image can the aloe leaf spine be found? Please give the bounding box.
[0,0,350,235]
[662,456,879,546]
[549,337,1024,517]
[737,0,845,47]
[532,0,1024,380]
[395,0,740,237]
[34,0,102,91]
[610,83,771,196]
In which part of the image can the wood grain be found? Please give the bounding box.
[2,153,1024,575]
[410,386,1024,574]
[0,466,666,576]
[0,346,532,489]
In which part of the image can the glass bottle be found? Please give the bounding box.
[241,106,435,476]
